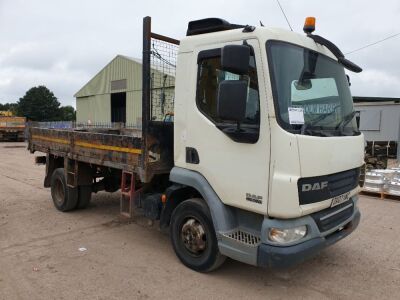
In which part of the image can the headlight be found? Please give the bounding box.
[268,225,307,244]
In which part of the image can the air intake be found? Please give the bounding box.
[222,230,261,247]
[186,18,245,36]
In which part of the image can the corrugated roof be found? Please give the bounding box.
[118,55,142,64]
[74,55,142,97]
[75,54,175,98]
[120,55,176,77]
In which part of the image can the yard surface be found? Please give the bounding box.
[1,142,399,299]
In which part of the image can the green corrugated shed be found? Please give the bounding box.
[75,55,174,124]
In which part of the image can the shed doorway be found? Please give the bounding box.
[111,92,126,123]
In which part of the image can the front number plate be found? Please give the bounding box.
[331,192,350,207]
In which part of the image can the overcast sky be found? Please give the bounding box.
[0,0,399,106]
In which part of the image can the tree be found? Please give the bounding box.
[0,102,18,115]
[59,105,76,121]
[17,86,61,121]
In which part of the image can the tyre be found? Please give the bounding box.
[76,185,92,209]
[170,198,226,272]
[50,168,78,212]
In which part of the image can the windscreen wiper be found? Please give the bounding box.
[336,111,357,135]
[300,105,340,135]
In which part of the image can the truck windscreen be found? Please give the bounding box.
[267,41,359,136]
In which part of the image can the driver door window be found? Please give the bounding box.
[196,50,260,128]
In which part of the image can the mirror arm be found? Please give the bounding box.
[307,34,362,73]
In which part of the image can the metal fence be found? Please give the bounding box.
[27,121,141,130]
[25,121,143,140]
[149,32,179,121]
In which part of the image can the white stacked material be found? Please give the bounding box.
[364,168,400,196]
[386,180,400,196]
[386,174,400,196]
[364,171,386,192]
[374,169,395,191]
[392,169,400,179]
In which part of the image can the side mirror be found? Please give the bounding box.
[217,80,247,122]
[221,45,250,75]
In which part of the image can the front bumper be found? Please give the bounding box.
[257,209,360,268]
[218,197,360,268]
[0,130,25,141]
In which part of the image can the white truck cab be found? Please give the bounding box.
[168,17,363,270]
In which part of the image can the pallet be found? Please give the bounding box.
[360,190,400,201]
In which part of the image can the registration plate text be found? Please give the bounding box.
[331,192,350,207]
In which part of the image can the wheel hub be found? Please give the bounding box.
[181,218,206,255]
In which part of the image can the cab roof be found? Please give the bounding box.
[180,25,337,61]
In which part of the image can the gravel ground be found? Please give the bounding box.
[1,142,400,300]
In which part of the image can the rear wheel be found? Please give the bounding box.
[50,168,78,212]
[170,198,226,272]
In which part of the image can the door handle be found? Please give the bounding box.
[186,147,200,164]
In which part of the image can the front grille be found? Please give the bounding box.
[311,201,354,233]
[329,168,360,196]
[298,168,360,205]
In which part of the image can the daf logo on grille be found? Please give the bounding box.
[302,181,328,192]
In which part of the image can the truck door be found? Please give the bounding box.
[185,39,270,215]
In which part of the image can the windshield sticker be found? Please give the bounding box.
[288,107,305,124]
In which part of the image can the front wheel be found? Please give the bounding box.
[170,198,226,272]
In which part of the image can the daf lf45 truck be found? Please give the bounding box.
[28,16,364,272]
